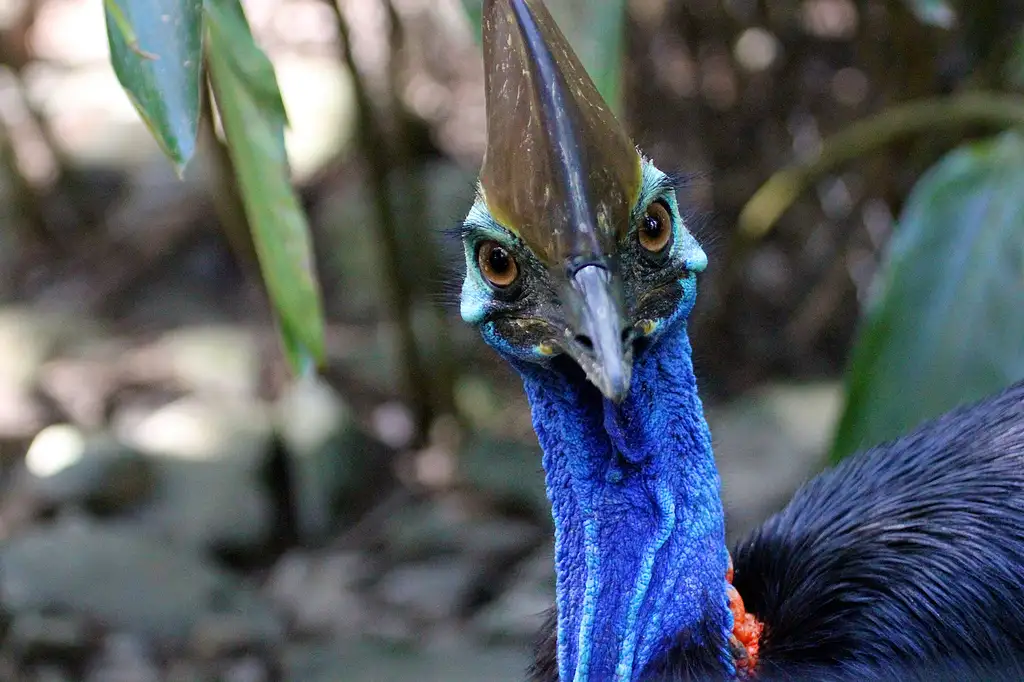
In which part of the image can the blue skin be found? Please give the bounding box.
[460,162,734,681]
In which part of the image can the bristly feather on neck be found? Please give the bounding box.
[505,316,735,681]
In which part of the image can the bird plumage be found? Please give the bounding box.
[527,380,1024,680]
[459,1,1024,680]
[733,379,1024,679]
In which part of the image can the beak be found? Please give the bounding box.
[566,264,632,402]
[479,0,641,401]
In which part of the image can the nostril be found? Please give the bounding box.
[575,334,594,350]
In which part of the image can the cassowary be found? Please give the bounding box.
[456,1,1024,680]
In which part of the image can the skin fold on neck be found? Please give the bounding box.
[511,321,734,681]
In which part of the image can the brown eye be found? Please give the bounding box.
[639,201,673,253]
[478,241,519,288]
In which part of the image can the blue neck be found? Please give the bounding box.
[515,323,733,681]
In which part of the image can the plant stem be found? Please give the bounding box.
[383,0,458,425]
[331,0,434,444]
[0,116,51,249]
[738,93,1024,240]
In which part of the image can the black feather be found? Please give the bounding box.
[527,608,557,682]
[733,379,1024,678]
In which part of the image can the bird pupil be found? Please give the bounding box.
[489,247,509,273]
[645,215,662,236]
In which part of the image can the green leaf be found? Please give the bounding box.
[460,0,628,114]
[831,131,1024,462]
[105,0,203,173]
[901,0,956,28]
[205,0,325,374]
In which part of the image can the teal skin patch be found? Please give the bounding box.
[632,161,707,274]
[459,199,511,324]
[460,198,553,361]
[627,161,708,340]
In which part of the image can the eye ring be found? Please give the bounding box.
[639,200,673,255]
[477,240,519,289]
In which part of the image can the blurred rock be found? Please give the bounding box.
[0,519,283,645]
[383,500,539,562]
[0,302,87,447]
[164,659,209,682]
[376,558,480,621]
[459,438,548,519]
[0,307,100,393]
[132,326,261,398]
[221,656,271,682]
[472,546,554,643]
[24,424,154,513]
[708,382,842,542]
[466,516,541,557]
[354,604,416,644]
[265,550,369,637]
[275,378,392,544]
[24,665,75,682]
[189,613,282,660]
[0,384,50,445]
[84,634,161,682]
[284,640,531,682]
[36,336,131,429]
[6,612,96,664]
[114,397,276,556]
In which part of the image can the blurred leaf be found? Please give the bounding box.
[105,0,203,173]
[739,94,1024,240]
[901,0,956,28]
[832,131,1024,462]
[1008,28,1024,89]
[461,0,483,40]
[460,0,628,113]
[205,0,325,373]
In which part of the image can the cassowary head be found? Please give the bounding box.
[459,0,708,401]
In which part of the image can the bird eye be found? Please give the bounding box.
[477,241,519,288]
[639,201,673,254]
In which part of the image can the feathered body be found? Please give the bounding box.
[459,1,1024,680]
[527,379,1024,680]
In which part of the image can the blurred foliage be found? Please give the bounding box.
[104,0,325,374]
[833,131,1024,460]
[1009,29,1024,88]
[738,93,1024,240]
